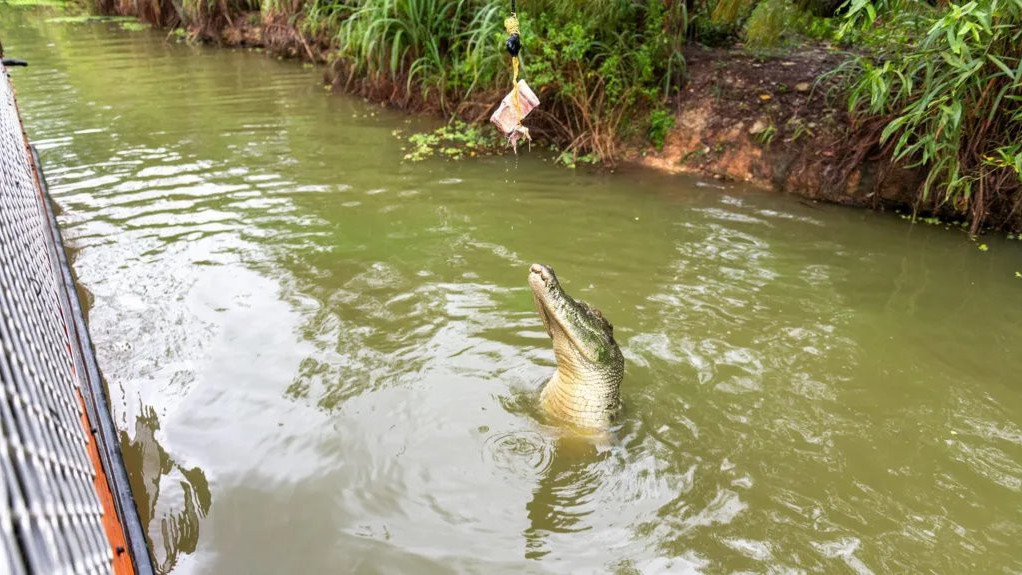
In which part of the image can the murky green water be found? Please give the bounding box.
[4,9,1022,574]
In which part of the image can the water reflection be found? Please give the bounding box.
[523,436,601,560]
[121,407,210,574]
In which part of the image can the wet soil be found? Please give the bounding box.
[634,45,924,215]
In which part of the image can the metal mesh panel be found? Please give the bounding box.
[0,64,113,574]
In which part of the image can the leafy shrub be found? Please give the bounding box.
[744,0,795,47]
[520,0,687,161]
[841,0,1022,231]
[649,108,676,150]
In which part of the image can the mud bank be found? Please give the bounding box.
[633,46,929,216]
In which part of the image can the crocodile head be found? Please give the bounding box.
[529,263,624,427]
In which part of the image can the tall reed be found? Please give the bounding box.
[332,0,504,111]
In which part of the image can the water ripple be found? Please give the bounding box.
[482,431,554,479]
[7,9,1022,574]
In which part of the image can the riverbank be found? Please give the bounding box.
[632,46,925,214]
[198,20,939,225]
[85,0,1022,233]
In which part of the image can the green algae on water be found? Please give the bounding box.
[46,14,137,23]
[2,0,65,6]
[119,21,150,31]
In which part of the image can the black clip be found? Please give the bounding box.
[505,33,521,57]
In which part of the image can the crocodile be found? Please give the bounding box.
[529,263,624,429]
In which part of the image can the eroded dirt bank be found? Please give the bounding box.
[634,46,926,216]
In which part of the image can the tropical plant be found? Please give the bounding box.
[841,0,1022,231]
[520,0,687,161]
[332,0,505,111]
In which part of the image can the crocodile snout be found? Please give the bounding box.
[529,263,555,286]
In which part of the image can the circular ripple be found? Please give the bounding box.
[482,431,554,479]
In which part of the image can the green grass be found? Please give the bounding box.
[333,0,504,110]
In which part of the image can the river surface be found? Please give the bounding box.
[4,9,1022,574]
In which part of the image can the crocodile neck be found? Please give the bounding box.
[540,366,621,429]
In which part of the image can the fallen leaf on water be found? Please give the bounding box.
[978,244,989,251]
